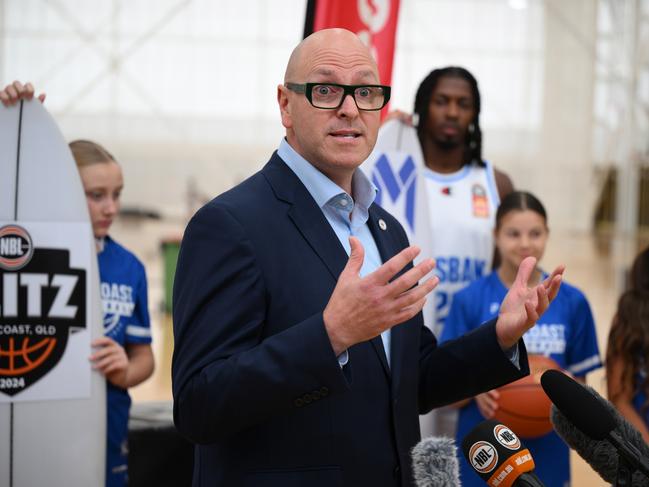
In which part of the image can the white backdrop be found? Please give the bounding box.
[2,0,647,231]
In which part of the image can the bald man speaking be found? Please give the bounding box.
[171,29,563,487]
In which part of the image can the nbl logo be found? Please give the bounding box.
[0,225,86,396]
[469,441,498,474]
[494,424,521,450]
[0,225,34,271]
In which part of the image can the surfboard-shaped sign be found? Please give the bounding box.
[0,100,105,486]
[361,118,437,331]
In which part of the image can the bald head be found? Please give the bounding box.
[277,28,383,194]
[284,28,378,83]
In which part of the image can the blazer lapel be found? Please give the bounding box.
[262,153,348,282]
[367,206,406,391]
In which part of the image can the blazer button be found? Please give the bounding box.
[312,390,321,400]
[294,398,304,408]
[319,386,329,397]
[303,393,313,404]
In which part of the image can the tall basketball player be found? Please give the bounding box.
[407,67,514,437]
[415,67,513,337]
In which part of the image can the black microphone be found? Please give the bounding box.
[541,369,649,486]
[411,436,460,487]
[461,419,546,486]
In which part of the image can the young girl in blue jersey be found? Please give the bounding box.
[607,246,649,444]
[70,140,155,487]
[440,191,601,487]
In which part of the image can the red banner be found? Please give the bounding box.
[306,0,401,88]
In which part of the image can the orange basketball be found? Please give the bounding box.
[493,354,560,438]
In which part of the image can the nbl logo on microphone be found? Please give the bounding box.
[494,424,521,450]
[469,441,498,474]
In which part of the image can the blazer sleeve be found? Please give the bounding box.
[171,202,350,444]
[417,319,529,412]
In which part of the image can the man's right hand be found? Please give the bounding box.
[323,236,438,356]
[0,81,45,106]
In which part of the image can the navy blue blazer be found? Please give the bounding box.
[172,152,528,487]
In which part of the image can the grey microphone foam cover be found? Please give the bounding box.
[411,436,460,487]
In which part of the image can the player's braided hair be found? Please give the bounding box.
[413,66,484,167]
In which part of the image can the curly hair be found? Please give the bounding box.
[413,66,483,167]
[606,289,649,412]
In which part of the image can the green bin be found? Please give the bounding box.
[161,238,181,314]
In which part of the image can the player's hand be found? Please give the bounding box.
[475,390,500,418]
[0,81,46,107]
[495,257,564,350]
[323,237,438,355]
[383,109,413,126]
[89,336,129,388]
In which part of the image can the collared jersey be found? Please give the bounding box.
[98,236,152,487]
[633,362,649,429]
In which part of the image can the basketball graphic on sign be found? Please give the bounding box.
[0,226,86,396]
[0,336,57,376]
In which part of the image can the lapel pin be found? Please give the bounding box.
[378,219,387,231]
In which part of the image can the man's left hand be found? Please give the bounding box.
[495,256,564,350]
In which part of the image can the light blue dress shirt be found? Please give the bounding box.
[278,139,392,366]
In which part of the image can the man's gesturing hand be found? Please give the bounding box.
[495,256,564,350]
[324,237,438,355]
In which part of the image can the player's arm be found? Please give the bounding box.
[122,342,155,388]
[382,109,413,126]
[90,337,154,389]
[494,168,514,200]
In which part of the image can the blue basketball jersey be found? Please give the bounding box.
[633,363,649,430]
[98,236,152,487]
[440,271,602,487]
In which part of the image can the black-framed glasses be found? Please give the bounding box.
[285,82,391,111]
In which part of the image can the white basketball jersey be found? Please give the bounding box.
[424,161,500,336]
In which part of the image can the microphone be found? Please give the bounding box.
[461,419,546,486]
[411,436,460,487]
[541,369,649,485]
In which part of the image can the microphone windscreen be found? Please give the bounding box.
[411,436,460,487]
[550,384,649,486]
[540,369,616,440]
